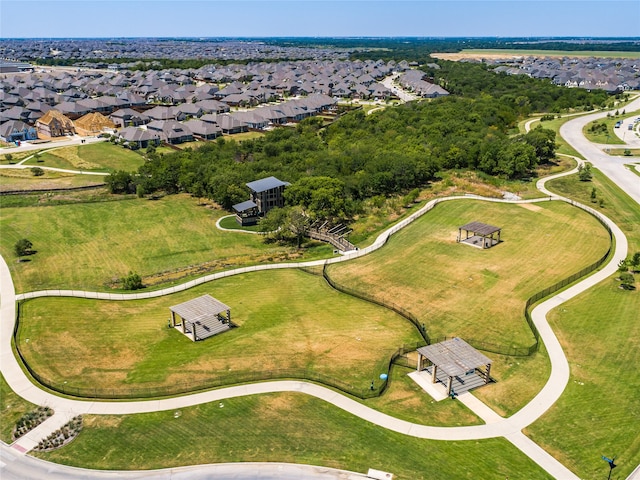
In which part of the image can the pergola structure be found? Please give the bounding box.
[169,294,232,342]
[457,221,501,249]
[416,337,492,396]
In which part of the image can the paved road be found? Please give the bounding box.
[0,443,369,480]
[560,96,640,205]
[0,135,106,155]
[381,73,417,102]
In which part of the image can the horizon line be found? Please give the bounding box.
[2,35,640,40]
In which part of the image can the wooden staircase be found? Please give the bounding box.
[308,221,357,252]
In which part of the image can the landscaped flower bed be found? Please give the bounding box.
[34,416,83,451]
[12,406,53,440]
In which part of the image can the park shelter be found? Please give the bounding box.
[246,176,289,215]
[232,199,259,226]
[457,221,501,249]
[169,294,232,342]
[416,338,492,396]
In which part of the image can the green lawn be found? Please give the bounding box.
[328,200,609,348]
[583,114,637,145]
[0,373,38,443]
[329,200,608,415]
[0,149,42,164]
[525,168,640,479]
[218,214,263,232]
[35,392,553,480]
[226,131,265,142]
[16,269,421,395]
[0,194,330,293]
[526,282,640,479]
[24,142,144,172]
[608,148,640,157]
[547,169,640,244]
[0,168,105,192]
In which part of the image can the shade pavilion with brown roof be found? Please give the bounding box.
[416,337,492,396]
[169,294,232,342]
[457,221,501,249]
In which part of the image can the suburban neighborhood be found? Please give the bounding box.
[1,29,639,480]
[1,55,454,145]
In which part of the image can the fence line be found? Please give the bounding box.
[11,195,615,400]
[12,302,419,400]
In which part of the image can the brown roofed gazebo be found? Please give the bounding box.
[416,338,492,396]
[457,221,501,249]
[169,294,232,342]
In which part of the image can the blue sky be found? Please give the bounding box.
[1,1,639,38]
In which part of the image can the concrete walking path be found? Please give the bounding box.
[0,163,109,176]
[0,148,629,478]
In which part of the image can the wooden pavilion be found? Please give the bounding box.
[457,221,501,249]
[416,337,492,396]
[169,294,233,342]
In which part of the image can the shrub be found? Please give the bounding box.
[121,271,144,290]
[30,166,44,176]
[14,238,33,257]
[620,272,635,290]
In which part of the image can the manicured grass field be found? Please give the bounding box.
[547,169,640,245]
[526,281,640,479]
[0,194,332,293]
[218,214,263,232]
[329,200,607,414]
[0,168,105,192]
[583,117,629,145]
[35,392,553,479]
[363,364,482,425]
[526,168,640,478]
[328,200,609,348]
[16,269,421,393]
[24,142,144,172]
[226,131,265,142]
[609,148,640,157]
[0,373,37,443]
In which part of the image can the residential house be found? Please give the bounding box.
[35,109,76,137]
[110,108,150,128]
[183,119,222,140]
[146,120,194,144]
[0,120,38,142]
[117,126,161,149]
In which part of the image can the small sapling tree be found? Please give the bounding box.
[578,163,593,182]
[14,238,33,259]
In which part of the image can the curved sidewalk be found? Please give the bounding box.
[0,160,627,479]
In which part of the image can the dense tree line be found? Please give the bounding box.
[118,93,558,222]
[420,60,611,113]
